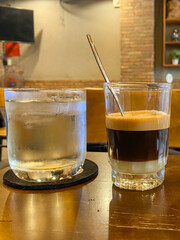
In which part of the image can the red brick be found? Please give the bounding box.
[120,0,154,82]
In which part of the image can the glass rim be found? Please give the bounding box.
[104,82,172,90]
[4,88,86,93]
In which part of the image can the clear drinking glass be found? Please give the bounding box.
[104,82,172,191]
[5,88,86,182]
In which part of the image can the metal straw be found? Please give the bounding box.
[86,34,124,117]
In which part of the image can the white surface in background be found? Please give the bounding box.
[9,0,120,81]
[113,0,120,8]
[166,73,173,83]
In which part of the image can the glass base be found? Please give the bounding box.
[12,164,84,182]
[112,168,165,191]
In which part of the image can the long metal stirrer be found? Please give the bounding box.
[86,34,124,117]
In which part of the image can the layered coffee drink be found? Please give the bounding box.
[106,110,170,174]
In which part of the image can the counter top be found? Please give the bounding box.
[0,152,179,239]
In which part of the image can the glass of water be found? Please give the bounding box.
[5,88,86,182]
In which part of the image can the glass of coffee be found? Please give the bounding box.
[104,82,172,191]
[5,88,86,182]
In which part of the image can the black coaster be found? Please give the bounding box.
[3,159,98,190]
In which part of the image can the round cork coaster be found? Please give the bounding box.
[3,159,98,190]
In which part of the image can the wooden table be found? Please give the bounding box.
[0,127,7,168]
[0,152,180,239]
[0,127,6,138]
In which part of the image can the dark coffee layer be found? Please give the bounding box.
[107,128,169,162]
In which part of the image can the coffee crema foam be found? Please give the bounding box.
[106,110,170,131]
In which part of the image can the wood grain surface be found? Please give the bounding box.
[0,152,179,239]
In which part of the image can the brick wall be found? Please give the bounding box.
[24,80,110,89]
[120,0,154,82]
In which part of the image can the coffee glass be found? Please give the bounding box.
[104,82,172,191]
[5,88,86,182]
